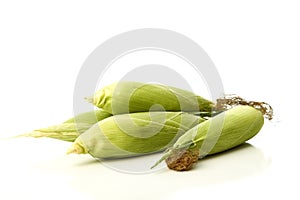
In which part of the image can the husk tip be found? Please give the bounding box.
[66,143,86,155]
[150,151,172,169]
[12,131,43,139]
[84,96,94,104]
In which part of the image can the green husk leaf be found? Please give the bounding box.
[16,110,112,142]
[87,82,214,115]
[63,109,111,124]
[151,105,265,170]
[67,112,206,159]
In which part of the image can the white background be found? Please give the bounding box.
[0,1,299,199]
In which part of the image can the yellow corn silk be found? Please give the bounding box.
[86,82,214,115]
[152,105,264,170]
[19,110,112,142]
[67,112,205,158]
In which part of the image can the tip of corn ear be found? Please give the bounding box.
[84,96,94,104]
[165,149,200,171]
[151,149,200,171]
[66,142,86,155]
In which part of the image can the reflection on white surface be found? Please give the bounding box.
[0,138,271,200]
[186,143,271,184]
[98,143,271,176]
[99,152,167,174]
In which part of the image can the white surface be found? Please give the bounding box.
[0,1,299,199]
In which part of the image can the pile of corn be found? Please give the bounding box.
[20,81,272,171]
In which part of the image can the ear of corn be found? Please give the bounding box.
[17,110,112,142]
[67,112,205,158]
[152,105,264,170]
[86,81,214,115]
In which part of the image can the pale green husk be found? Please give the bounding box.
[67,112,205,158]
[152,105,264,168]
[63,109,111,124]
[18,110,111,142]
[86,82,214,115]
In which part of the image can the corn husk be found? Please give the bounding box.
[152,105,264,170]
[63,109,111,124]
[67,112,205,158]
[86,82,214,115]
[17,109,111,142]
